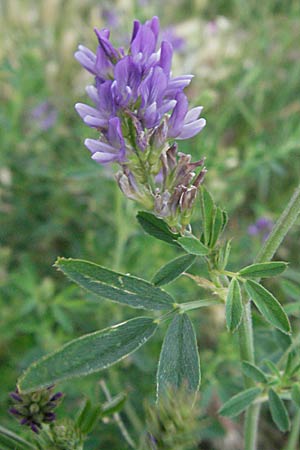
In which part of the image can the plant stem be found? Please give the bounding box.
[239,302,255,387]
[178,298,222,312]
[238,182,300,450]
[113,187,127,272]
[256,183,300,264]
[285,409,300,450]
[238,302,260,450]
[100,379,136,449]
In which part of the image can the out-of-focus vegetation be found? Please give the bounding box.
[1,0,300,448]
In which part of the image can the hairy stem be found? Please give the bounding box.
[100,379,136,449]
[239,182,300,450]
[238,302,260,450]
[256,183,300,263]
[285,409,300,450]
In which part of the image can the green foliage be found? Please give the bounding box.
[136,211,180,245]
[291,384,300,409]
[245,280,291,334]
[241,362,268,384]
[157,314,200,398]
[0,426,35,449]
[268,389,290,432]
[2,0,300,448]
[37,419,84,450]
[219,387,262,418]
[143,386,201,450]
[178,236,209,256]
[152,254,196,286]
[199,186,214,246]
[18,317,157,392]
[55,258,174,310]
[239,262,288,278]
[225,278,243,332]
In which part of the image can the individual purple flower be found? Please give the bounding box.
[167,93,206,139]
[85,117,126,164]
[9,386,63,434]
[112,56,142,107]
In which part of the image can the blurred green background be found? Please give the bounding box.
[1,0,300,448]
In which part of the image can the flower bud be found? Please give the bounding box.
[9,386,63,433]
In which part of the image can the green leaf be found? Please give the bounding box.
[268,389,290,432]
[284,352,295,377]
[291,384,300,408]
[219,387,261,417]
[242,361,268,383]
[55,258,174,311]
[209,206,224,248]
[101,392,127,417]
[157,313,200,398]
[76,399,102,434]
[281,279,300,301]
[264,359,281,378]
[221,210,228,232]
[226,278,243,332]
[239,262,288,278]
[290,362,300,377]
[136,211,180,245]
[152,254,196,286]
[18,317,157,393]
[178,236,209,256]
[0,425,35,449]
[200,186,214,246]
[216,239,232,271]
[245,280,291,334]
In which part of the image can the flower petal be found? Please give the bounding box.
[84,139,117,155]
[177,118,206,139]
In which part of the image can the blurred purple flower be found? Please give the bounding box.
[30,101,57,130]
[248,217,273,241]
[101,7,119,28]
[161,26,186,52]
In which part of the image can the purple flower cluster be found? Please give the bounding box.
[75,16,206,230]
[75,16,205,164]
[9,386,63,433]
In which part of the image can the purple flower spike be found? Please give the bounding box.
[9,385,63,434]
[75,16,206,229]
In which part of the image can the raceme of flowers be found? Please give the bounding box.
[75,16,206,230]
[9,386,63,433]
